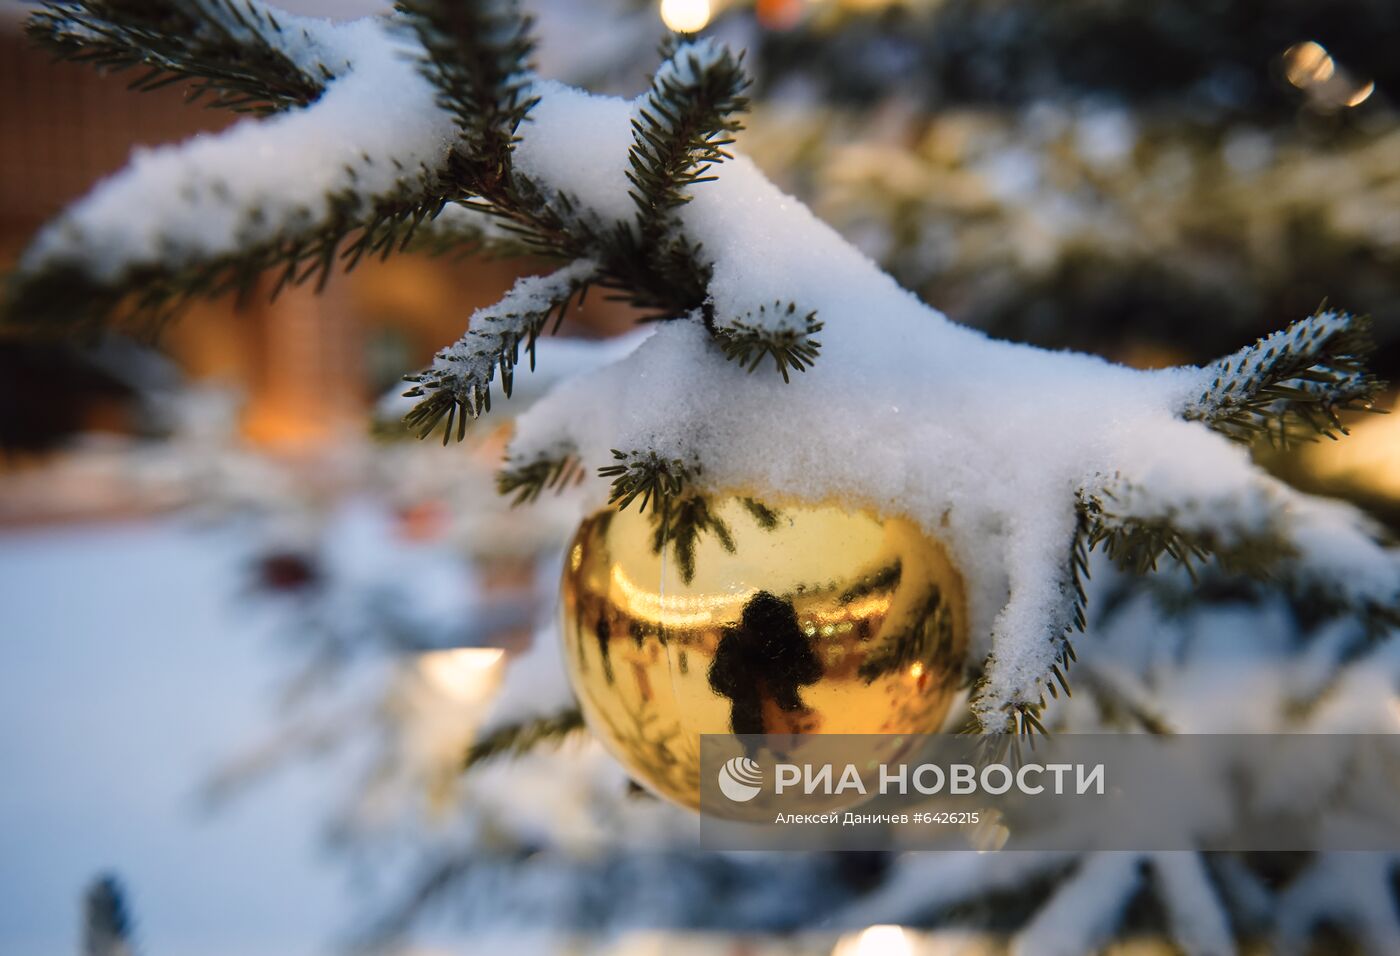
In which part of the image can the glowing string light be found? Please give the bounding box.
[660,0,712,33]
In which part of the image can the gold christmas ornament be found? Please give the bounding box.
[559,494,968,810]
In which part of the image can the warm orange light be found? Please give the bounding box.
[241,401,337,448]
[757,0,804,29]
[1283,41,1335,89]
[1304,393,1400,499]
[1346,80,1376,107]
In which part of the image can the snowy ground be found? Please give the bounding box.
[0,518,347,956]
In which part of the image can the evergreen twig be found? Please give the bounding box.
[28,0,331,114]
[496,450,586,505]
[1181,309,1384,446]
[404,202,530,259]
[396,0,537,183]
[653,492,735,583]
[599,448,696,515]
[598,449,740,583]
[628,38,750,236]
[976,514,1087,739]
[713,301,823,382]
[5,185,452,335]
[1080,483,1295,580]
[402,260,595,440]
[463,709,584,769]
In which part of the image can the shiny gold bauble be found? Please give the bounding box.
[559,494,968,810]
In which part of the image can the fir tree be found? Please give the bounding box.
[5,2,1400,952]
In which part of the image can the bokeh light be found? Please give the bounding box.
[833,925,915,956]
[1283,40,1335,89]
[660,0,713,33]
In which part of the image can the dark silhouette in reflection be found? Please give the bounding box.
[708,591,822,735]
[595,615,614,684]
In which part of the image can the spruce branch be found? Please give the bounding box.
[1080,482,1295,580]
[623,43,825,380]
[397,0,537,184]
[712,301,823,382]
[392,16,735,310]
[1181,309,1384,446]
[599,449,736,583]
[496,449,585,505]
[988,517,1086,738]
[578,38,753,318]
[402,260,596,441]
[599,448,697,514]
[28,0,332,114]
[463,708,584,770]
[12,12,761,355]
[405,201,533,259]
[628,38,750,233]
[1082,480,1397,639]
[5,184,451,335]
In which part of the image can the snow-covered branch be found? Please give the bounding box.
[403,259,597,439]
[628,37,749,232]
[711,300,823,382]
[6,7,1395,748]
[397,0,537,177]
[8,13,460,331]
[1182,309,1384,446]
[28,0,340,113]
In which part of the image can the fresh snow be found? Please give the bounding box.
[503,65,1398,729]
[21,10,459,282]
[430,260,599,390]
[20,16,1398,730]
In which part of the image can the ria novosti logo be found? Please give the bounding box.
[717,755,764,802]
[713,753,1108,805]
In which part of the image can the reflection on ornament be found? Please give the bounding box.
[559,495,968,809]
